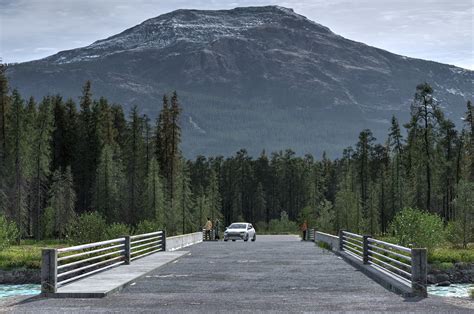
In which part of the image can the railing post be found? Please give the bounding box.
[41,248,57,294]
[338,230,344,251]
[124,236,131,265]
[162,229,167,252]
[411,248,427,297]
[362,235,370,264]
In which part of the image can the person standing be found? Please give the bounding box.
[301,220,308,241]
[214,219,220,240]
[204,217,212,240]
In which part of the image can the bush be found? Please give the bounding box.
[267,211,298,234]
[67,212,107,244]
[0,215,19,249]
[388,207,445,252]
[429,247,474,263]
[106,223,131,239]
[445,221,464,248]
[134,220,163,235]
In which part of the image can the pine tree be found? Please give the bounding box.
[0,63,9,169]
[146,157,164,224]
[125,106,146,226]
[6,90,29,241]
[409,83,442,211]
[31,96,54,238]
[355,129,375,223]
[46,167,76,238]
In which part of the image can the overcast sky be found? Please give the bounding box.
[1,0,472,69]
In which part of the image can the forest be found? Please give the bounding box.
[0,62,473,250]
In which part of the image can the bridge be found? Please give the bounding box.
[6,233,472,312]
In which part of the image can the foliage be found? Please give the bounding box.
[388,207,445,251]
[0,215,19,250]
[106,223,131,239]
[134,220,163,235]
[0,240,67,270]
[67,212,107,244]
[267,211,298,234]
[447,180,474,248]
[428,247,474,264]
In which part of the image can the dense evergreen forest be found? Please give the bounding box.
[0,63,473,245]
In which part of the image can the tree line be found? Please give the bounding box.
[0,63,473,245]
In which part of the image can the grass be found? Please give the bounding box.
[471,288,474,299]
[428,246,474,264]
[317,241,332,251]
[0,240,68,270]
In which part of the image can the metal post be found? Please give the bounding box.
[124,236,131,265]
[162,229,167,252]
[362,235,370,264]
[338,230,344,251]
[411,248,427,297]
[41,249,57,294]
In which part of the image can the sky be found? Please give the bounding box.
[0,0,472,69]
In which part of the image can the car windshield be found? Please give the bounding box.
[228,223,246,229]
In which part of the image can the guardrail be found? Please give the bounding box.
[130,230,166,261]
[42,230,165,294]
[338,230,427,297]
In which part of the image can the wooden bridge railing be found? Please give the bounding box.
[41,230,166,294]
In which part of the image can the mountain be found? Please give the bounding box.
[6,6,473,158]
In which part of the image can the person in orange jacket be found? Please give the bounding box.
[301,220,308,241]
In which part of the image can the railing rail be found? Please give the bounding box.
[307,228,315,241]
[41,230,166,294]
[130,230,166,261]
[339,230,427,297]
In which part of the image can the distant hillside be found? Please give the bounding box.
[7,6,473,158]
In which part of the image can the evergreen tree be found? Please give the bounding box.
[46,167,76,238]
[146,157,164,224]
[6,90,29,241]
[408,83,442,211]
[31,96,54,238]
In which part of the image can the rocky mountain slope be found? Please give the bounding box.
[7,6,473,157]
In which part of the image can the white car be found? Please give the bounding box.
[224,222,256,242]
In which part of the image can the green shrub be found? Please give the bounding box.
[106,223,131,239]
[134,220,163,235]
[388,207,445,252]
[267,211,298,234]
[0,215,19,249]
[470,288,474,299]
[429,247,474,263]
[67,212,107,244]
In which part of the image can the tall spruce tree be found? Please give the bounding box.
[31,96,54,238]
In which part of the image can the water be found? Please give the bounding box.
[0,284,40,298]
[428,283,473,298]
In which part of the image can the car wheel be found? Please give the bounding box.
[224,239,228,242]
[232,239,236,242]
[251,234,256,242]
[244,234,249,242]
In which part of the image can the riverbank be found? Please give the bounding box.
[428,262,474,285]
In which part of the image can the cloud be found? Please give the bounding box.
[0,0,472,69]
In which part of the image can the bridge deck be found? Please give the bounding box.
[8,235,472,312]
[47,251,188,298]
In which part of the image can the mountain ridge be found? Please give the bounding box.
[7,6,473,158]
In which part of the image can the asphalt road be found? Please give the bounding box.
[5,235,473,313]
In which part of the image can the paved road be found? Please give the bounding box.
[6,235,473,313]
